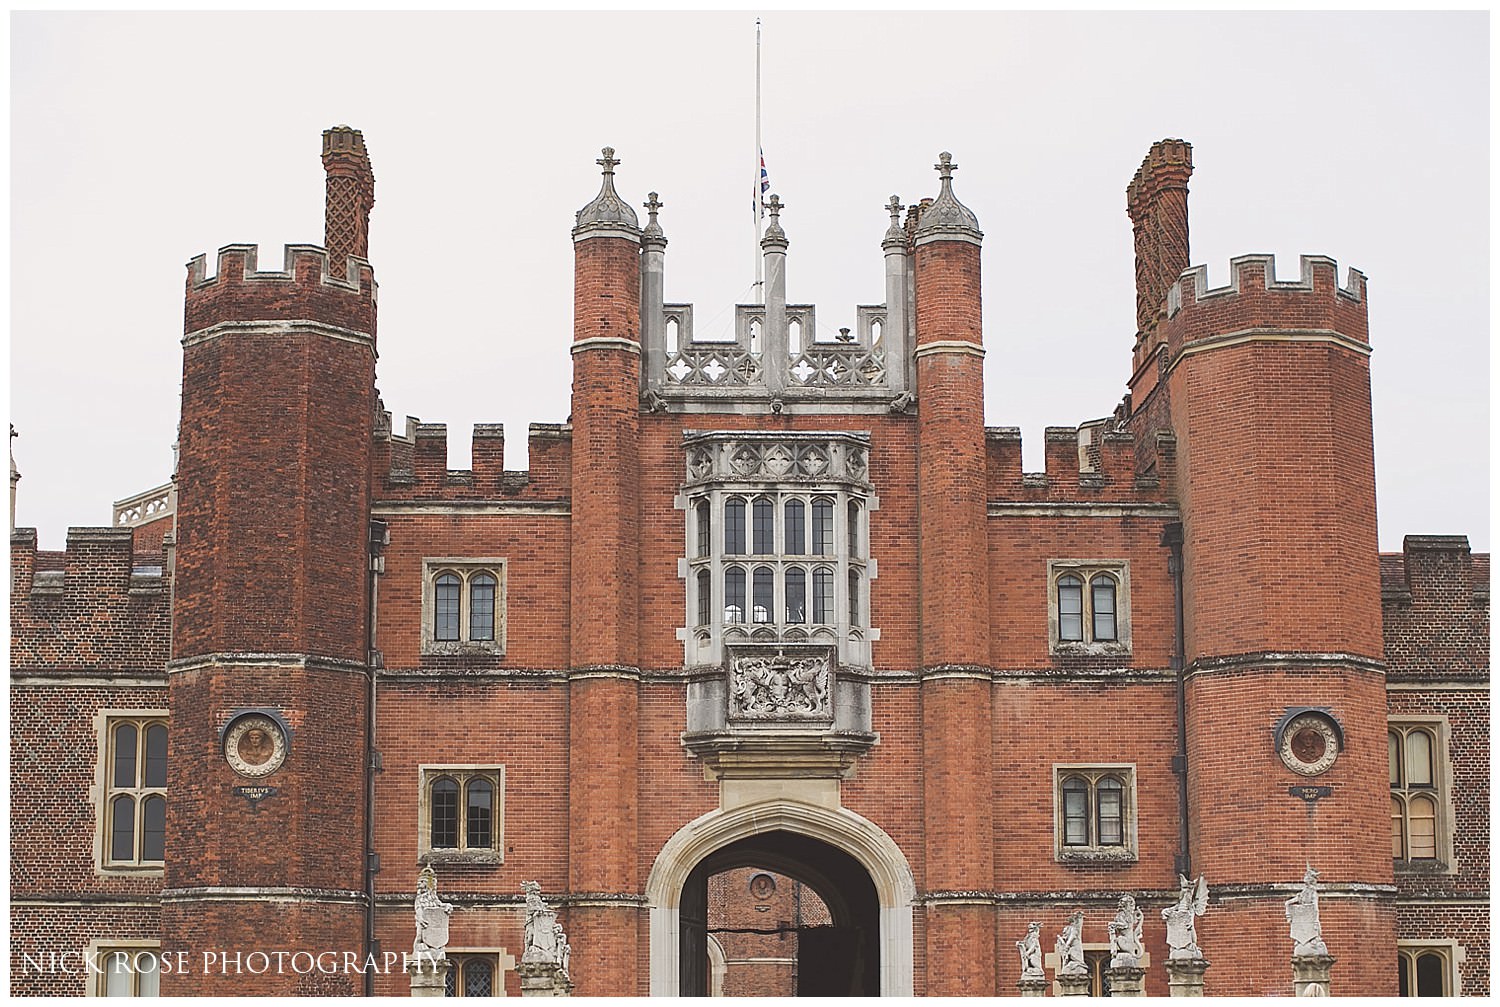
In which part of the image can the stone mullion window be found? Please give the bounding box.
[422,560,507,657]
[418,765,504,865]
[1388,719,1451,868]
[1053,764,1137,862]
[98,713,168,873]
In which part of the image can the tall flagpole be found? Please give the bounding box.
[754,17,763,302]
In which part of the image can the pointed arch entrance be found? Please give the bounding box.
[646,800,915,996]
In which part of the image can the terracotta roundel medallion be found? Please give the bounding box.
[224,715,288,779]
[1279,713,1339,777]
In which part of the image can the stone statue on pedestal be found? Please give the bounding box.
[1163,874,1209,960]
[1108,894,1146,968]
[1056,911,1088,977]
[1017,921,1045,980]
[413,866,453,957]
[522,881,560,964]
[1285,865,1329,957]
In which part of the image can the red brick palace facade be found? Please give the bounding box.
[9,128,1488,996]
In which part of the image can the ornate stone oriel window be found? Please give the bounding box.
[419,766,504,865]
[1048,561,1131,655]
[677,432,878,669]
[422,559,506,656]
[96,713,167,872]
[1053,765,1137,863]
[1389,719,1452,869]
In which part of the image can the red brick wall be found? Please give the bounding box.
[1383,537,1489,995]
[164,232,377,992]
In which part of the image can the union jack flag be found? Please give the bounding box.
[756,149,770,213]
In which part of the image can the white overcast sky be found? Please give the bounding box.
[9,11,1490,551]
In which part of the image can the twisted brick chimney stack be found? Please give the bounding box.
[1126,139,1193,340]
[322,125,375,269]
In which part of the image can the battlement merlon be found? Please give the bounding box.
[983,425,1174,501]
[374,416,572,500]
[10,526,169,596]
[1166,254,1368,342]
[183,244,377,343]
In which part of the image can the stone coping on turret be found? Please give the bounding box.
[187,243,376,296]
[1167,254,1366,318]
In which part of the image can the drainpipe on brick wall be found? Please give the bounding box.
[1162,521,1190,877]
[365,519,389,996]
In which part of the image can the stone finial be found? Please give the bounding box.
[413,866,453,957]
[573,146,641,237]
[914,151,982,244]
[1286,865,1330,957]
[641,191,667,248]
[882,195,907,249]
[761,193,787,248]
[1164,874,1209,961]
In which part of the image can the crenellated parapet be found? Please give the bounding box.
[984,426,1176,504]
[10,526,172,675]
[183,243,376,341]
[1163,254,1368,353]
[373,411,572,501]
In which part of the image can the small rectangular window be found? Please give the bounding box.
[423,560,507,656]
[1049,562,1130,654]
[420,766,504,865]
[1054,766,1136,861]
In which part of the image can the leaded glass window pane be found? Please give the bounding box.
[812,567,833,623]
[466,778,493,850]
[696,501,711,557]
[144,725,167,789]
[1392,797,1405,859]
[696,570,711,626]
[1058,576,1083,642]
[752,497,774,554]
[113,724,138,789]
[1389,731,1401,787]
[848,569,860,625]
[847,501,860,556]
[463,958,494,997]
[431,777,459,849]
[784,500,805,554]
[724,499,746,554]
[1097,777,1124,846]
[786,568,807,623]
[752,567,774,624]
[141,795,165,862]
[724,568,746,624]
[1062,778,1088,845]
[104,951,133,997]
[812,498,833,555]
[110,795,136,862]
[1406,731,1434,787]
[136,953,160,997]
[1408,795,1437,859]
[470,574,496,642]
[1415,952,1446,996]
[1091,576,1117,641]
[435,573,461,642]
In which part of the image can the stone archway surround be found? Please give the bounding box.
[646,799,916,996]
